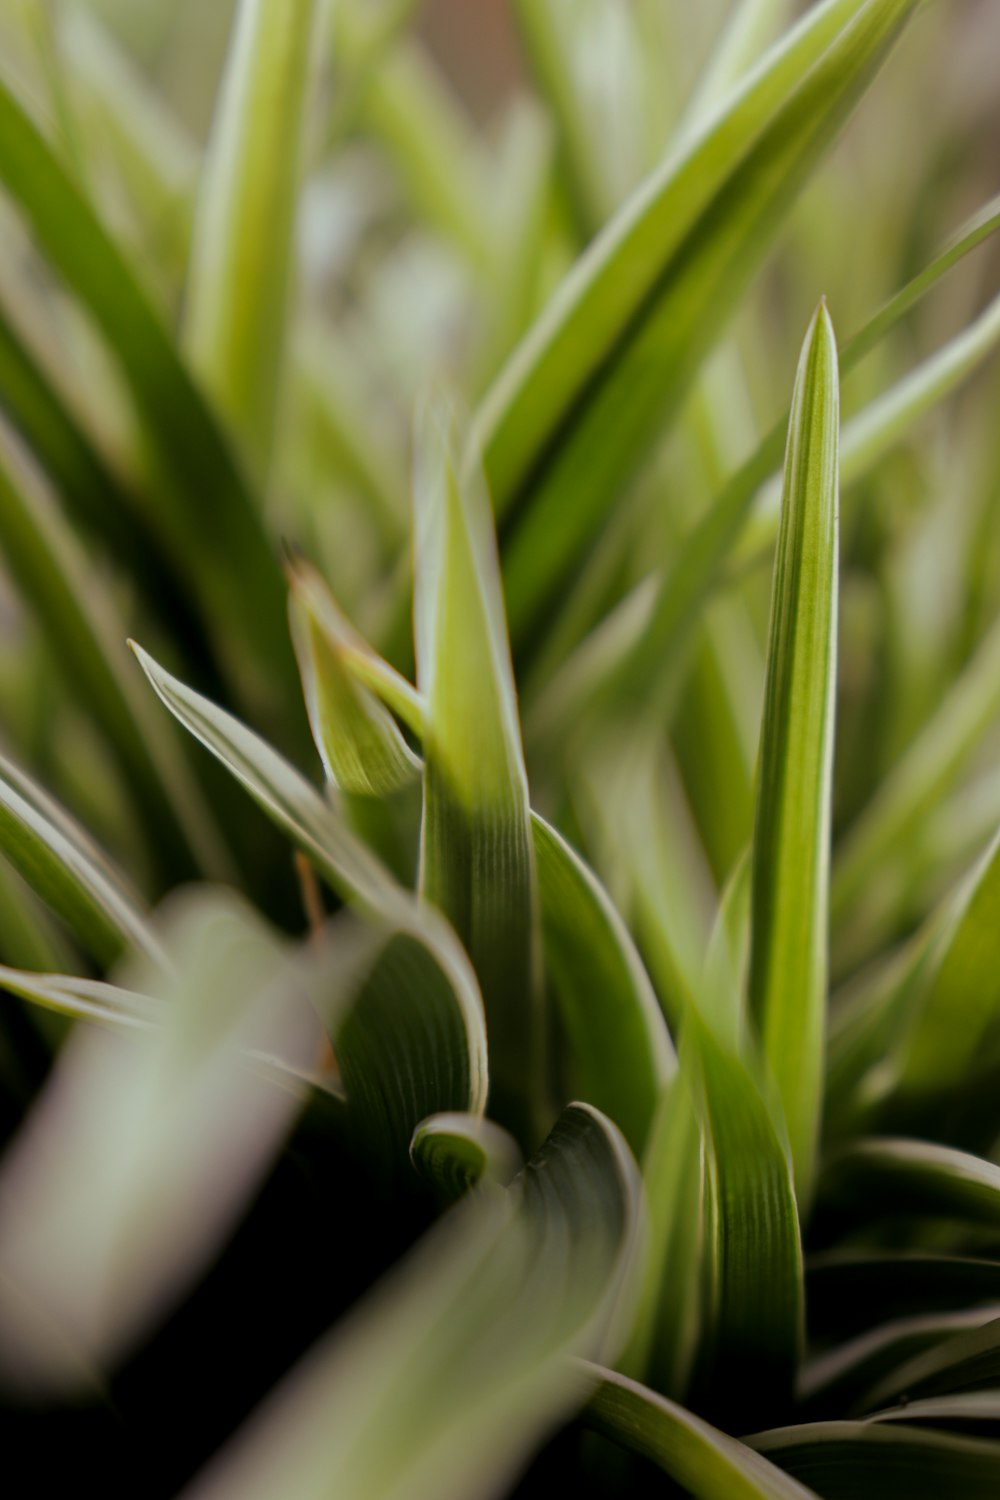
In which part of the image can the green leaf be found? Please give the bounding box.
[553,188,1000,739]
[871,1390,1000,1427]
[477,0,919,645]
[819,1138,1000,1233]
[414,399,543,1142]
[0,749,161,969]
[798,1307,994,1418]
[183,0,320,478]
[621,1062,705,1401]
[532,813,675,1157]
[860,1314,1000,1412]
[0,74,297,720]
[807,1252,1000,1341]
[0,438,231,882]
[832,611,1000,931]
[750,1422,1000,1499]
[175,1103,642,1500]
[583,1363,818,1500]
[130,642,489,1123]
[289,557,420,798]
[410,1111,522,1204]
[687,1010,804,1430]
[276,600,676,1156]
[748,302,839,1202]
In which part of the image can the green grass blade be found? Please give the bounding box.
[175,1103,641,1500]
[477,0,919,645]
[583,1364,818,1500]
[410,1111,522,1203]
[0,441,231,881]
[0,75,297,720]
[748,303,839,1202]
[130,642,489,1120]
[749,1422,1000,1499]
[531,813,675,1157]
[0,750,161,969]
[183,0,320,479]
[414,400,543,1142]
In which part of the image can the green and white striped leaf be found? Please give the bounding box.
[0,750,160,969]
[130,643,488,1129]
[0,76,296,717]
[748,302,839,1203]
[183,0,321,478]
[414,399,542,1142]
[477,0,920,644]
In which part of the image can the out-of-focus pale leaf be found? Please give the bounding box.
[413,400,542,1141]
[0,749,161,969]
[478,0,920,645]
[0,890,319,1392]
[177,1103,642,1500]
[183,0,321,478]
[748,303,839,1202]
[584,1363,818,1500]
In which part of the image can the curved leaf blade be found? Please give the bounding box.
[584,1364,818,1500]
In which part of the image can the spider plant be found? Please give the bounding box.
[1,1,1000,1497]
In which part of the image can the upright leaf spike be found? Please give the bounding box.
[749,300,839,1207]
[183,0,321,480]
[413,398,544,1146]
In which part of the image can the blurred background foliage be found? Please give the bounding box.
[0,1,1000,1496]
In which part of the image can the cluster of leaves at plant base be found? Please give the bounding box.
[1,0,1000,1497]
